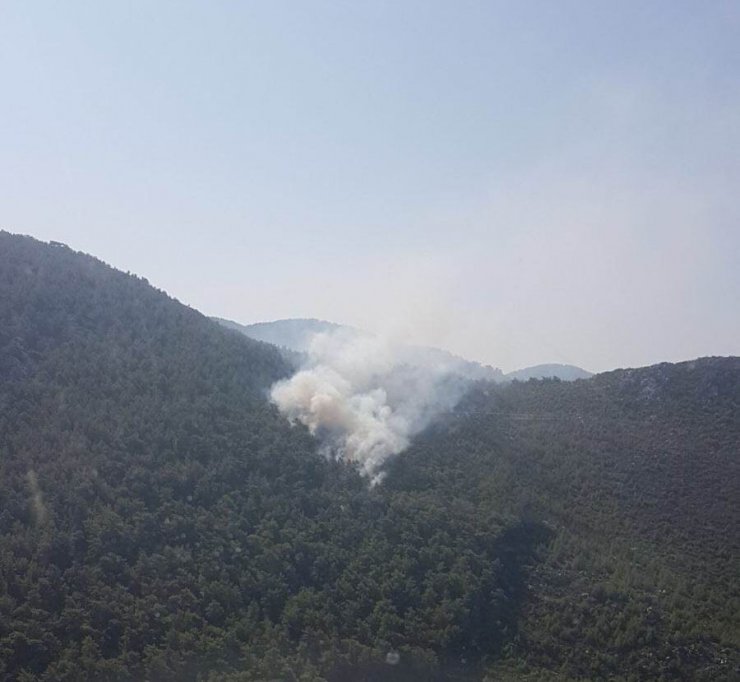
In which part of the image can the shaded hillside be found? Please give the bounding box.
[0,234,537,681]
[0,238,290,392]
[387,359,740,680]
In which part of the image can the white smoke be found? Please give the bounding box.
[270,327,474,481]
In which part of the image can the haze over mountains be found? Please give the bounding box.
[1,232,738,681]
[213,317,592,383]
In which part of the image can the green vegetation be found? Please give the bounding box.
[390,360,739,679]
[0,233,737,680]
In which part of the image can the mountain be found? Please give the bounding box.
[1,232,737,681]
[0,234,539,681]
[214,318,593,383]
[504,363,593,382]
[214,317,346,353]
[389,357,739,679]
[213,317,506,382]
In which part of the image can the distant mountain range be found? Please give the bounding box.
[214,317,345,353]
[213,317,592,382]
[504,362,593,382]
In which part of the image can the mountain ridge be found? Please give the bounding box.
[505,363,593,382]
[213,317,594,383]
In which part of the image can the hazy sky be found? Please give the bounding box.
[2,1,738,372]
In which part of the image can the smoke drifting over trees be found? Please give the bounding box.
[270,328,473,480]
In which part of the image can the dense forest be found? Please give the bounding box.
[0,233,738,681]
[390,360,739,679]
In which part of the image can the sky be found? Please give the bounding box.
[1,1,738,373]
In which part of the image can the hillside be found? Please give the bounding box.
[217,318,593,383]
[504,363,593,382]
[0,234,539,681]
[388,359,740,679]
[0,233,737,681]
[215,318,346,354]
[214,317,505,382]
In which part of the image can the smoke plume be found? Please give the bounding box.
[270,328,475,481]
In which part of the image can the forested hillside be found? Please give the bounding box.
[388,361,739,679]
[0,234,540,681]
[0,233,737,681]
